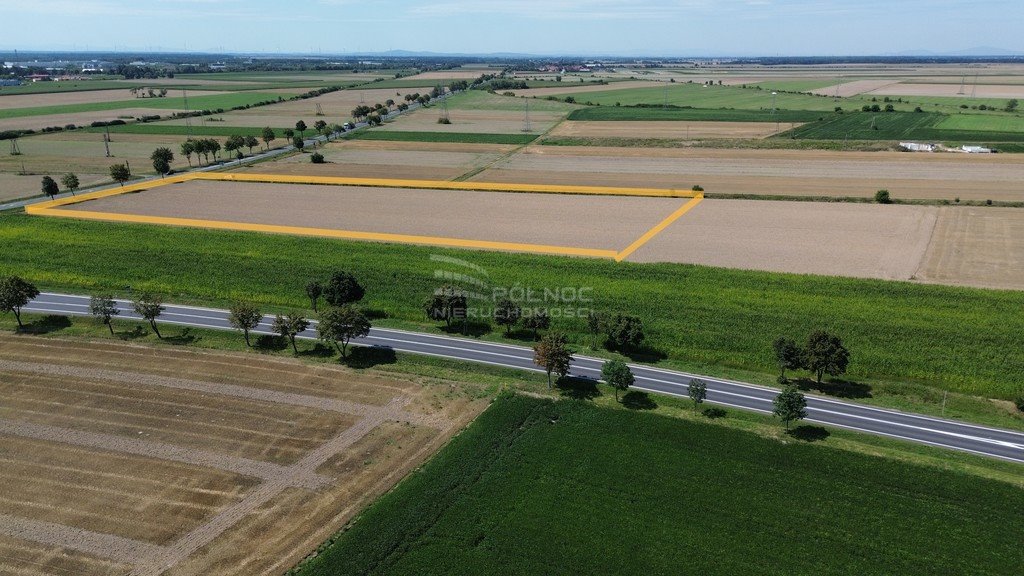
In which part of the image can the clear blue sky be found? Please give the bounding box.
[1,0,1020,56]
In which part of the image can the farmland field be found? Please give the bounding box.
[0,91,285,120]
[346,130,538,145]
[3,211,1024,399]
[566,106,822,122]
[779,111,1024,143]
[0,334,485,576]
[549,120,793,139]
[294,394,1024,576]
[518,82,842,111]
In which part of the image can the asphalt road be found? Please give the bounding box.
[20,292,1024,465]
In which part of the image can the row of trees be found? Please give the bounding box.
[40,173,80,198]
[772,331,851,385]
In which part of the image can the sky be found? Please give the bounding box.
[1,0,1020,57]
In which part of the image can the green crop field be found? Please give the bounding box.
[2,212,1023,400]
[781,112,1024,142]
[752,79,840,92]
[553,82,840,111]
[0,80,135,96]
[346,130,538,145]
[937,113,1024,132]
[567,106,825,122]
[293,394,1024,576]
[0,91,285,120]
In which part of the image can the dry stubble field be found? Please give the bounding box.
[549,120,792,139]
[0,335,485,576]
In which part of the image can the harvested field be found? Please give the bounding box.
[230,87,432,118]
[0,108,177,132]
[809,79,901,97]
[59,180,685,252]
[511,80,659,97]
[471,146,1024,202]
[405,70,484,80]
[548,120,792,139]
[0,335,484,576]
[916,206,1024,291]
[0,173,104,202]
[0,89,224,111]
[868,82,1024,99]
[381,108,563,134]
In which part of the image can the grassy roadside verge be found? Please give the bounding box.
[289,394,1023,575]
[2,211,1024,428]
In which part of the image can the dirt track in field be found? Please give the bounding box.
[915,206,1024,290]
[549,120,792,139]
[471,145,1024,202]
[0,335,484,576]
[62,180,683,251]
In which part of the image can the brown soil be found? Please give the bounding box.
[867,83,1024,99]
[0,90,224,111]
[810,80,901,97]
[915,206,1024,290]
[0,335,485,576]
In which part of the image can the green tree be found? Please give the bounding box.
[602,359,634,401]
[424,285,468,330]
[261,127,276,151]
[805,330,850,384]
[323,271,365,306]
[41,176,59,198]
[109,163,131,187]
[533,331,573,389]
[89,294,119,335]
[688,379,708,410]
[522,309,550,340]
[607,313,645,351]
[305,280,323,312]
[772,336,804,383]
[283,128,295,140]
[314,120,328,137]
[773,386,808,429]
[0,275,40,329]
[61,172,80,195]
[228,301,263,347]
[180,139,196,167]
[244,135,259,155]
[586,310,606,349]
[224,135,245,158]
[1005,99,1018,113]
[875,189,892,204]
[293,135,305,150]
[494,298,522,335]
[272,313,309,355]
[132,293,165,339]
[317,305,371,359]
[150,147,174,178]
[295,120,307,138]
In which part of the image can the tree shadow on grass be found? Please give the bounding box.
[440,321,492,338]
[622,390,658,410]
[702,407,727,420]
[20,315,71,335]
[793,377,872,399]
[363,308,389,321]
[343,345,397,369]
[788,425,830,442]
[118,325,149,341]
[620,345,668,364]
[504,328,541,343]
[298,343,335,359]
[556,376,601,400]
[163,328,196,346]
[254,334,287,352]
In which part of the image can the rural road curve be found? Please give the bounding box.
[22,292,1024,465]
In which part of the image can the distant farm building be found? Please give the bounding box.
[961,145,992,154]
[900,142,935,152]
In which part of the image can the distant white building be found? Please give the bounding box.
[900,142,935,152]
[961,145,992,154]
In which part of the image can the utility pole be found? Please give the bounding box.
[103,127,111,157]
[182,88,192,138]
[522,99,531,132]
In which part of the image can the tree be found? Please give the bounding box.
[132,293,165,339]
[314,120,328,137]
[533,331,573,389]
[89,294,119,335]
[875,189,892,204]
[109,163,131,186]
[272,313,309,355]
[607,313,645,351]
[0,275,40,329]
[181,140,196,167]
[804,330,850,384]
[206,139,221,162]
[41,176,59,198]
[494,298,522,335]
[522,309,550,339]
[283,128,295,141]
[602,359,634,401]
[293,135,305,150]
[773,386,807,429]
[424,285,468,330]
[305,280,323,312]
[1006,99,1019,113]
[772,336,804,383]
[150,147,174,177]
[61,172,80,195]
[323,272,365,306]
[688,379,707,410]
[228,301,262,347]
[318,305,371,359]
[295,120,307,138]
[586,310,606,349]
[261,127,276,151]
[244,135,259,155]
[224,135,245,158]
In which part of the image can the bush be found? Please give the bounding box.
[691,185,704,192]
[1015,395,1024,412]
[875,189,892,204]
[310,152,325,164]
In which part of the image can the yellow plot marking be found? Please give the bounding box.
[614,194,704,262]
[26,173,703,260]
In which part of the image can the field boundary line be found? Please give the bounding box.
[615,194,704,262]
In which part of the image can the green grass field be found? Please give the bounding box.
[567,106,825,122]
[937,113,1024,132]
[554,83,841,111]
[292,394,1024,576]
[0,91,285,120]
[752,79,841,92]
[2,212,1023,400]
[346,130,538,145]
[449,91,579,112]
[781,112,1024,142]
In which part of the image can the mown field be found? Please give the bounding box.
[87,123,290,137]
[293,394,1024,576]
[781,111,1024,143]
[2,212,1023,399]
[346,130,538,145]
[0,91,285,119]
[552,83,838,110]
[567,106,824,122]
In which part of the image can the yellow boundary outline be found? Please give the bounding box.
[26,173,702,261]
